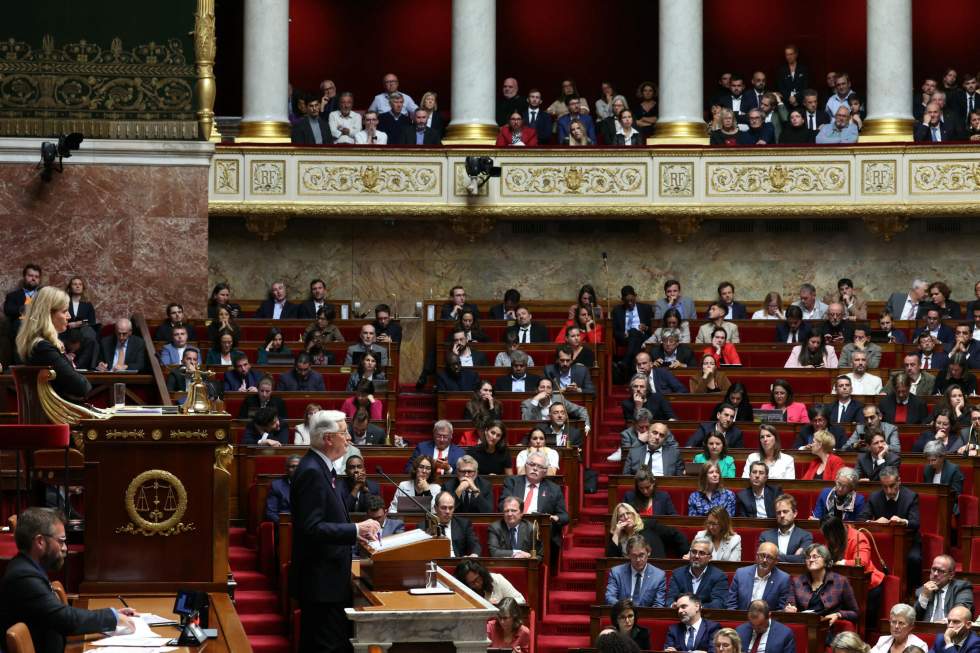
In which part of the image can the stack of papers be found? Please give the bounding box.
[91,617,174,649]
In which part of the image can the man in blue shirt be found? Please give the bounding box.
[557,97,596,143]
[816,106,859,144]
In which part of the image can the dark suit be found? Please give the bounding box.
[427,516,481,557]
[396,125,442,145]
[98,334,148,372]
[505,322,548,344]
[297,301,337,320]
[223,368,262,392]
[915,578,975,621]
[719,93,751,120]
[646,367,688,394]
[373,320,402,343]
[523,106,552,145]
[439,301,480,321]
[3,287,33,334]
[735,485,781,518]
[918,350,949,372]
[914,122,958,143]
[499,476,568,557]
[929,632,980,653]
[493,374,541,392]
[437,368,480,392]
[378,112,410,141]
[291,116,334,145]
[153,320,196,342]
[336,478,381,513]
[238,394,288,421]
[0,553,117,653]
[828,399,864,426]
[255,299,299,319]
[776,64,810,107]
[539,421,583,448]
[759,525,814,563]
[737,124,775,145]
[736,620,796,653]
[687,423,744,448]
[28,340,92,401]
[289,450,358,653]
[543,363,594,393]
[775,321,812,344]
[648,343,696,369]
[442,476,494,513]
[348,423,386,446]
[276,369,325,392]
[924,460,964,515]
[861,486,922,589]
[242,419,290,446]
[622,394,677,422]
[612,303,654,346]
[487,519,541,559]
[856,451,902,481]
[666,564,730,608]
[665,618,720,653]
[801,110,830,132]
[878,393,929,425]
[914,324,955,346]
[623,489,677,516]
[954,90,980,126]
[623,443,685,476]
[265,477,292,523]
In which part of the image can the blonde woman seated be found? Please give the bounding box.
[743,424,795,479]
[693,433,736,478]
[606,502,688,558]
[785,333,839,368]
[690,505,741,561]
[690,353,732,393]
[387,455,440,514]
[566,119,593,146]
[752,292,786,320]
[515,426,559,476]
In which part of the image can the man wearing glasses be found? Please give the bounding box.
[726,542,791,610]
[500,451,568,566]
[442,455,493,513]
[355,111,387,145]
[666,536,730,608]
[914,555,974,622]
[0,508,136,649]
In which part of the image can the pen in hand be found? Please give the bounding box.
[117,595,130,608]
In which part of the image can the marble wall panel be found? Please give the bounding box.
[208,217,980,379]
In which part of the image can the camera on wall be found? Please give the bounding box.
[464,156,500,195]
[39,133,84,182]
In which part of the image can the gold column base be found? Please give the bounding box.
[236,120,291,143]
[648,121,709,145]
[860,117,915,142]
[442,123,499,145]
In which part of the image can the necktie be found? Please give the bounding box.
[750,633,762,653]
[809,114,815,130]
[521,327,529,343]
[523,483,536,513]
[686,626,696,651]
[115,345,126,370]
[632,571,643,600]
[932,589,944,622]
[530,110,537,123]
[838,403,845,423]
[511,526,519,550]
[923,355,931,369]
[969,97,974,114]
[646,451,654,468]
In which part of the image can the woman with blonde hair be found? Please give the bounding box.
[752,292,785,319]
[419,91,446,141]
[15,286,90,401]
[606,502,688,558]
[293,403,323,445]
[566,119,592,146]
[831,632,870,653]
[713,628,742,653]
[691,505,741,561]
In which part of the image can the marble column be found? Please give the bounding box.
[862,0,915,141]
[238,0,291,141]
[442,0,498,145]
[651,0,707,144]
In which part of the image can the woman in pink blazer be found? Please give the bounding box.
[783,334,839,369]
[760,379,809,423]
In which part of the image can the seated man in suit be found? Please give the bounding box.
[276,353,325,392]
[243,406,289,446]
[0,507,136,650]
[337,455,380,513]
[290,94,333,145]
[646,332,696,370]
[523,89,552,144]
[923,441,964,516]
[224,352,261,393]
[487,496,542,559]
[885,279,929,321]
[425,492,480,558]
[437,353,480,392]
[736,462,782,518]
[664,593,720,652]
[539,401,584,448]
[449,327,488,367]
[861,467,922,593]
[884,353,936,397]
[506,306,548,344]
[439,285,479,321]
[544,345,594,393]
[494,350,539,392]
[612,285,654,370]
[856,433,901,482]
[372,304,401,344]
[717,282,749,320]
[929,606,980,653]
[405,420,465,476]
[347,409,386,446]
[915,556,975,622]
[759,494,813,563]
[488,288,521,320]
[265,455,300,523]
[158,324,191,366]
[604,535,666,607]
[344,324,389,367]
[634,351,688,393]
[556,96,596,143]
[164,348,219,401]
[666,537,730,608]
[949,322,980,369]
[687,404,743,448]
[736,599,796,653]
[719,74,750,122]
[441,455,493,513]
[623,422,685,476]
[520,377,591,429]
[396,108,442,145]
[726,542,791,610]
[154,303,196,342]
[914,102,958,143]
[916,333,949,372]
[97,317,147,372]
[255,280,298,319]
[296,278,336,320]
[838,324,882,368]
[842,405,899,452]
[878,373,929,425]
[774,305,811,344]
[365,495,404,537]
[828,376,864,427]
[914,308,955,347]
[499,451,569,564]
[654,279,696,322]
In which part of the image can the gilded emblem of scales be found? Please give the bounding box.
[115,469,196,536]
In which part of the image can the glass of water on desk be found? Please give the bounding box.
[113,382,126,407]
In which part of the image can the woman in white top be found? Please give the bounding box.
[692,505,741,562]
[387,454,440,514]
[743,424,796,479]
[515,427,560,475]
[454,559,526,605]
[869,604,927,653]
[751,292,786,320]
[293,402,322,445]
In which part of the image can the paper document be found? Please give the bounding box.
[90,648,176,653]
[140,613,179,627]
[366,528,431,552]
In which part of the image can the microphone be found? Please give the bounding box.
[374,465,439,526]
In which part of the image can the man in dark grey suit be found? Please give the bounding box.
[97,317,148,372]
[499,451,569,564]
[885,280,929,321]
[623,422,685,476]
[735,462,782,518]
[487,496,542,559]
[915,554,975,621]
[543,345,594,393]
[758,494,813,563]
[347,410,386,446]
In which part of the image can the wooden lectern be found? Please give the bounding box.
[359,532,451,590]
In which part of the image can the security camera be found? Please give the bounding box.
[38,132,84,182]
[464,155,501,195]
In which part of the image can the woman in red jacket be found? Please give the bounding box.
[801,430,845,480]
[702,327,741,366]
[823,516,884,632]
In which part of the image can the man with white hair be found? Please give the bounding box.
[886,280,929,321]
[97,317,147,372]
[290,409,380,653]
[500,450,569,565]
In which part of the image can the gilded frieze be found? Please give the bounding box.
[706,162,850,196]
[298,161,441,196]
[501,164,646,196]
[909,160,980,194]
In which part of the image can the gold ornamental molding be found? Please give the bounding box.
[707,162,850,196]
[501,163,646,196]
[116,469,196,537]
[193,0,219,142]
[244,215,290,240]
[298,161,442,196]
[104,429,145,440]
[909,160,980,194]
[861,160,898,195]
[170,429,208,439]
[658,215,703,243]
[214,444,234,475]
[863,215,910,241]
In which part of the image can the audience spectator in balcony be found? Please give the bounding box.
[159,325,191,367]
[709,108,741,146]
[418,92,446,141]
[839,325,881,368]
[521,88,552,145]
[612,110,642,146]
[97,317,148,372]
[255,280,298,319]
[780,109,815,144]
[546,78,588,122]
[825,73,856,117]
[354,111,387,145]
[821,71,839,106]
[759,93,788,142]
[598,95,629,143]
[727,544,792,610]
[327,92,361,144]
[816,106,859,144]
[319,79,338,115]
[557,98,596,144]
[719,74,749,123]
[709,72,732,109]
[914,77,937,122]
[208,282,241,319]
[785,333,839,369]
[743,424,795,480]
[495,77,525,127]
[690,354,731,394]
[848,96,866,132]
[565,118,593,146]
[801,89,829,132]
[595,82,620,121]
[276,353,325,392]
[369,73,416,116]
[378,93,411,141]
[290,94,333,145]
[154,302,196,342]
[396,108,441,145]
[738,109,775,145]
[932,91,965,137]
[496,111,538,147]
[743,71,769,112]
[955,74,980,123]
[777,44,809,108]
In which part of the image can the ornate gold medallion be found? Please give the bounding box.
[115,469,196,536]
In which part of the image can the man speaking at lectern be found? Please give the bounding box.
[290,409,381,653]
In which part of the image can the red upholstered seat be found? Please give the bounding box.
[959,495,979,526]
[0,424,70,448]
